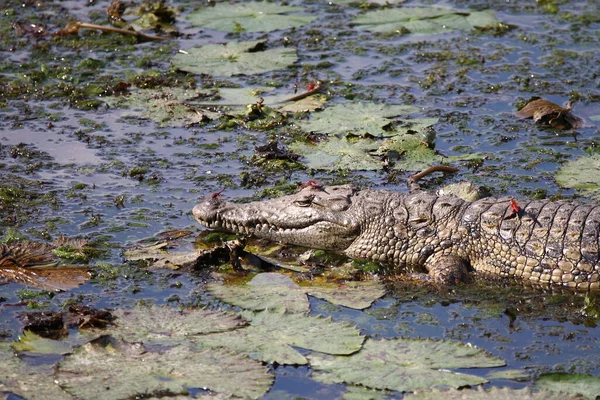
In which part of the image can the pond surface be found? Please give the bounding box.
[1,0,600,398]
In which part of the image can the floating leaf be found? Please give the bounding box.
[555,154,600,199]
[188,2,315,33]
[12,330,73,355]
[308,337,505,392]
[208,272,310,313]
[404,387,570,400]
[353,8,500,34]
[106,306,246,345]
[535,373,600,399]
[277,94,328,113]
[306,281,386,310]
[290,136,381,171]
[103,87,217,127]
[517,98,583,130]
[55,336,273,400]
[172,40,298,77]
[123,242,204,270]
[191,311,364,365]
[296,102,421,137]
[0,343,73,400]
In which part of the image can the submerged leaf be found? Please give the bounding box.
[188,2,315,33]
[56,336,273,400]
[535,372,600,399]
[353,8,500,34]
[191,311,364,365]
[404,387,570,400]
[207,272,310,313]
[106,306,247,345]
[0,343,73,400]
[172,40,298,77]
[103,87,217,127]
[308,337,505,392]
[555,154,600,199]
[517,98,583,130]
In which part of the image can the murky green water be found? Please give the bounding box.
[1,0,600,398]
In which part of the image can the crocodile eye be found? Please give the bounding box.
[294,194,315,207]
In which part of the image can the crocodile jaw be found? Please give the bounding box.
[192,187,361,251]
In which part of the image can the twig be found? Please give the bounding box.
[56,21,170,42]
[282,81,323,103]
[408,165,459,191]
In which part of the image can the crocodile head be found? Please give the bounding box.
[193,185,364,250]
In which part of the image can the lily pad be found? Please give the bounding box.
[103,87,217,127]
[290,136,382,171]
[106,306,247,345]
[55,336,273,400]
[353,8,500,34]
[188,2,316,33]
[172,40,298,77]
[208,272,310,313]
[306,281,386,310]
[404,387,570,400]
[377,135,484,171]
[12,330,73,355]
[555,154,600,199]
[0,343,73,400]
[296,102,421,137]
[308,337,505,392]
[191,311,364,365]
[535,372,600,399]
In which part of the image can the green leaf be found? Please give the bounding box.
[352,7,500,34]
[535,372,600,399]
[404,387,571,400]
[555,154,600,198]
[295,102,421,137]
[191,311,364,365]
[290,136,381,171]
[12,330,73,355]
[106,306,247,345]
[55,336,273,400]
[308,337,505,392]
[172,40,298,77]
[188,2,316,33]
[0,342,74,400]
[207,272,310,313]
[306,281,386,310]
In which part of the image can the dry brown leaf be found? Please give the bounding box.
[517,98,583,130]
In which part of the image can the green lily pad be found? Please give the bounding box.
[12,330,73,355]
[172,40,298,77]
[377,135,484,171]
[308,337,505,392]
[296,102,421,137]
[207,272,310,313]
[404,387,570,400]
[535,372,600,399]
[306,281,386,310]
[343,385,389,400]
[106,306,247,345]
[55,336,273,400]
[290,136,382,171]
[353,8,500,34]
[555,154,600,198]
[191,311,364,365]
[188,2,316,33]
[0,342,73,400]
[103,87,217,127]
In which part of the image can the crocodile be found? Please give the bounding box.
[193,184,600,290]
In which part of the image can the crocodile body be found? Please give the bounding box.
[193,185,600,290]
